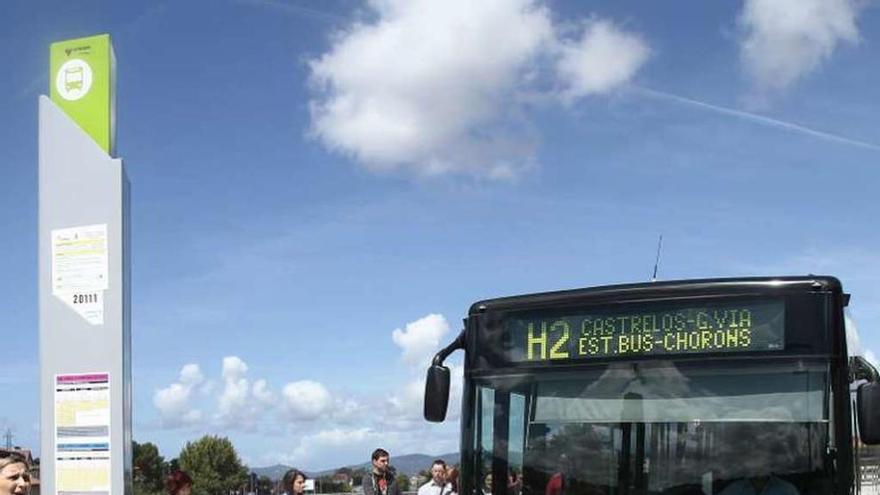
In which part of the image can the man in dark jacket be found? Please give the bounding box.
[363,448,401,495]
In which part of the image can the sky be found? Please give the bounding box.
[1,0,879,472]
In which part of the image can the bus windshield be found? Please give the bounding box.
[472,359,831,495]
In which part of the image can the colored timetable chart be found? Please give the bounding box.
[54,373,111,495]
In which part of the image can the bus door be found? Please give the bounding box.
[475,384,530,495]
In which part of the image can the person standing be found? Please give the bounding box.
[545,453,569,495]
[418,460,450,495]
[165,470,193,495]
[445,466,460,495]
[0,452,30,495]
[507,469,522,495]
[283,469,308,495]
[363,448,401,495]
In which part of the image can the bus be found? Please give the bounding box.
[423,276,880,495]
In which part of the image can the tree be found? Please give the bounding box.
[316,476,347,493]
[133,441,166,495]
[395,474,410,492]
[179,435,248,495]
[257,475,273,495]
[417,470,431,487]
[351,468,367,487]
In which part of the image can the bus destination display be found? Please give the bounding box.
[501,300,785,362]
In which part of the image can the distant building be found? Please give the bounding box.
[332,472,352,486]
[409,476,421,490]
[304,478,316,493]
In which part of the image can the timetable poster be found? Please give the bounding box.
[54,373,111,495]
[51,224,109,325]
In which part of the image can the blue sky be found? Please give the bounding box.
[1,0,879,471]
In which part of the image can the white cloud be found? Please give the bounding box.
[846,311,863,356]
[217,356,251,426]
[153,344,462,467]
[867,350,879,367]
[447,364,464,420]
[388,378,425,418]
[332,397,364,423]
[308,0,648,179]
[391,314,451,367]
[276,421,460,470]
[253,379,276,407]
[556,20,649,101]
[281,380,334,420]
[180,363,205,386]
[284,427,383,467]
[223,355,249,379]
[387,363,464,424]
[199,380,215,396]
[153,364,205,428]
[305,427,376,447]
[847,311,878,366]
[738,0,860,93]
[386,313,464,426]
[155,356,359,434]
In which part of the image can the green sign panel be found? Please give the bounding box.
[50,34,116,156]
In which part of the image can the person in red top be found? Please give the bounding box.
[545,453,569,495]
[545,472,564,495]
[508,469,522,495]
[165,470,193,495]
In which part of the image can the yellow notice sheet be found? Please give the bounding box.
[51,224,108,325]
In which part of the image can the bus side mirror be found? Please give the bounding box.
[424,365,450,422]
[858,382,880,444]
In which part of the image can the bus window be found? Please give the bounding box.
[476,361,831,495]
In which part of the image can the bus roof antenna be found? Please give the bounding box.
[651,234,663,282]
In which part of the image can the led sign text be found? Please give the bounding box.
[502,301,784,362]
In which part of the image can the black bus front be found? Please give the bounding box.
[425,277,880,495]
